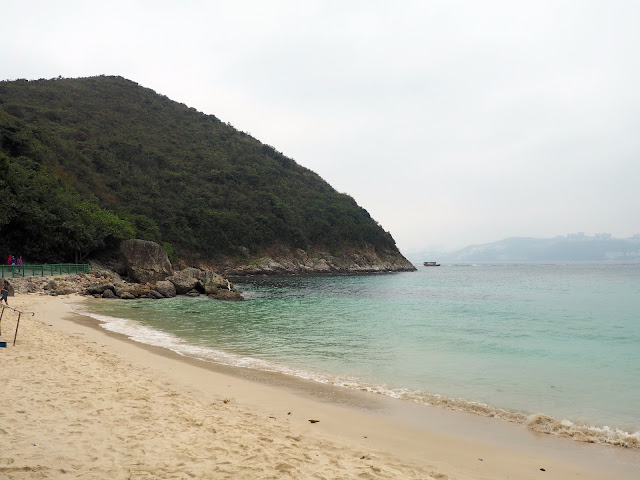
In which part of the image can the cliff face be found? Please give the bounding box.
[196,244,416,275]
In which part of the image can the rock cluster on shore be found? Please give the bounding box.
[6,267,243,301]
[6,239,243,301]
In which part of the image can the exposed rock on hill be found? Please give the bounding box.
[121,239,173,283]
[211,245,416,275]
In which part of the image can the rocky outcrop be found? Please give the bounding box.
[200,271,231,294]
[207,289,243,301]
[9,265,242,302]
[148,290,165,299]
[166,267,242,301]
[86,283,116,295]
[7,240,412,301]
[165,267,202,294]
[121,239,173,283]
[154,280,177,298]
[211,244,416,275]
[101,289,116,299]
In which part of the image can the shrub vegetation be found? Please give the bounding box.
[0,76,398,263]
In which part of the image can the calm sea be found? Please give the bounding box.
[75,262,640,447]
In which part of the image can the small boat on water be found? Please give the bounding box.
[423,261,441,267]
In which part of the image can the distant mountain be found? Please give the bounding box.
[0,76,413,271]
[412,234,640,263]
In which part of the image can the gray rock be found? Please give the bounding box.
[166,267,202,294]
[86,283,115,295]
[200,271,230,294]
[148,290,164,299]
[207,289,243,301]
[89,260,125,280]
[167,267,235,296]
[113,284,126,297]
[128,285,151,298]
[154,280,176,298]
[102,289,116,299]
[120,292,136,299]
[185,289,201,297]
[216,245,416,275]
[121,239,173,283]
[55,288,76,296]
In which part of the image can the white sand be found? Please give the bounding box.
[1,293,639,479]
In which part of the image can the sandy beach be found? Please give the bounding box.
[2,293,639,479]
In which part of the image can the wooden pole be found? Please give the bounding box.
[0,307,4,336]
[13,312,21,346]
[0,305,35,346]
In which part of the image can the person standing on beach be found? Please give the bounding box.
[17,256,23,265]
[6,254,12,265]
[1,280,9,305]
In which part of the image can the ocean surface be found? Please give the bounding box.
[75,262,640,448]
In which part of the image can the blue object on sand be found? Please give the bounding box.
[0,341,6,348]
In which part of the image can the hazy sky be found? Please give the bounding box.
[2,1,639,253]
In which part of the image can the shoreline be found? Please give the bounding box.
[74,293,640,450]
[2,293,640,479]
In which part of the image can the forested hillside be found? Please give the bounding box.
[0,76,406,267]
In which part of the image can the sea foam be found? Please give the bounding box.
[71,302,640,450]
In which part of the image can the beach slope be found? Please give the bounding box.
[1,294,637,479]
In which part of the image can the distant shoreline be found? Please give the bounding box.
[411,234,640,263]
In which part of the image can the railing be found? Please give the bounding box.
[0,263,90,278]
[0,304,35,346]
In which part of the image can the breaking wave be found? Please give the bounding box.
[71,303,640,450]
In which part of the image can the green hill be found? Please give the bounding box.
[0,76,411,270]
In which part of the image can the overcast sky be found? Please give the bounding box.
[2,0,639,253]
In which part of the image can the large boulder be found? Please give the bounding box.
[167,267,241,300]
[207,289,243,301]
[200,270,230,294]
[166,267,202,294]
[121,239,173,284]
[127,284,153,298]
[101,289,116,299]
[86,283,115,295]
[154,280,177,298]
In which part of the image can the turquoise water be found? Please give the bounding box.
[77,263,640,445]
